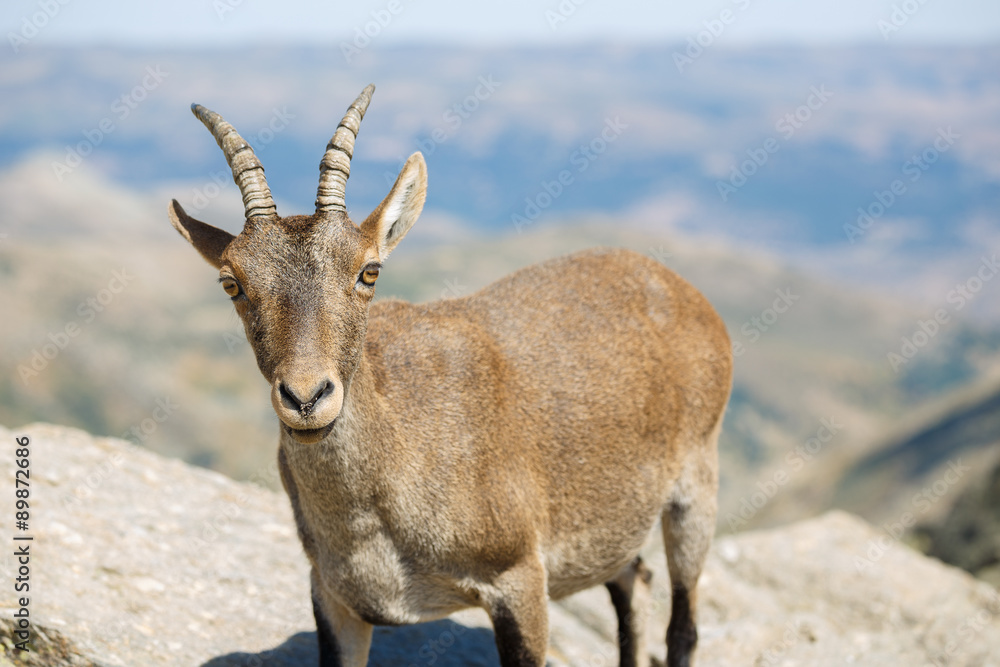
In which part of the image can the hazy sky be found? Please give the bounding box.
[4,0,999,48]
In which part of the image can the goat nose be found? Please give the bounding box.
[278,379,334,415]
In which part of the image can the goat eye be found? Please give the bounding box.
[360,266,380,286]
[221,278,242,299]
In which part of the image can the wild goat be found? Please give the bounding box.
[167,84,732,667]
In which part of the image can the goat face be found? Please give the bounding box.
[168,85,426,444]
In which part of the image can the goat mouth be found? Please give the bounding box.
[282,419,336,444]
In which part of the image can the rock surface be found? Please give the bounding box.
[1,423,998,666]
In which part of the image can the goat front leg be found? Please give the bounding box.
[485,555,550,667]
[312,568,373,667]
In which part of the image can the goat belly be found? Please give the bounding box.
[315,539,479,625]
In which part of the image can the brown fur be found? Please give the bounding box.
[168,90,732,667]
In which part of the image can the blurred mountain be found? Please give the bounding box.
[835,375,1000,520]
[916,457,1000,588]
[1,44,998,316]
[2,156,999,540]
[830,375,1000,585]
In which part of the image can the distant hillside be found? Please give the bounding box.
[2,44,999,316]
[833,375,1000,522]
[916,457,1000,588]
[4,159,1000,534]
[826,375,1000,583]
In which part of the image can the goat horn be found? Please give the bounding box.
[191,104,278,221]
[315,84,375,215]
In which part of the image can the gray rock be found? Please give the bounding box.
[1,423,998,666]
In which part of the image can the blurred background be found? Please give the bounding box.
[1,0,999,587]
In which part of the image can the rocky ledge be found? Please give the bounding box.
[0,423,997,666]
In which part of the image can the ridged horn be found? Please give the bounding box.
[316,84,375,214]
[191,104,277,221]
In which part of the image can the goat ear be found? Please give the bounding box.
[167,199,235,269]
[361,152,426,258]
